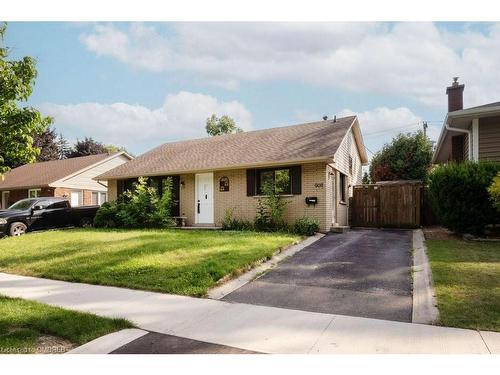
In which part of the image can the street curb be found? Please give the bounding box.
[66,328,148,354]
[207,233,325,300]
[412,229,439,324]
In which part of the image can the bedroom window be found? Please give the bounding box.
[256,168,291,195]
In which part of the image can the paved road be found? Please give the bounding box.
[112,332,258,354]
[224,230,413,322]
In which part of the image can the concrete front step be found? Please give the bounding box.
[330,226,350,233]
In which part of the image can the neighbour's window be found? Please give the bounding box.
[340,173,347,203]
[349,156,353,175]
[91,192,99,205]
[28,189,41,198]
[256,168,291,195]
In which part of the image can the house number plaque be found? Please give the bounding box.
[219,176,230,192]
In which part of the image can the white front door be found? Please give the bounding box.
[70,191,81,207]
[195,173,214,224]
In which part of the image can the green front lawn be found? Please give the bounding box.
[426,239,500,332]
[0,228,300,296]
[0,295,132,354]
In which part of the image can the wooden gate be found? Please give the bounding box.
[351,181,422,228]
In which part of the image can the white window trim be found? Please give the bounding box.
[472,118,479,161]
[28,188,41,198]
[1,191,10,209]
[98,192,107,205]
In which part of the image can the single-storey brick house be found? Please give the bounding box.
[98,116,368,232]
[433,78,500,163]
[0,152,132,209]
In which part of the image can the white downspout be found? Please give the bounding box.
[445,123,472,161]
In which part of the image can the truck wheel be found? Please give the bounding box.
[79,217,93,228]
[9,222,27,236]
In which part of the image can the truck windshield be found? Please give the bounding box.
[8,199,38,210]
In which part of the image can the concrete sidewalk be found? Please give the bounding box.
[0,272,498,354]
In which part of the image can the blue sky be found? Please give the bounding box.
[4,22,500,156]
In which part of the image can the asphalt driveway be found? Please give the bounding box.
[223,229,413,322]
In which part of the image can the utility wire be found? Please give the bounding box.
[363,122,422,137]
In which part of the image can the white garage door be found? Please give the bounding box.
[70,191,82,207]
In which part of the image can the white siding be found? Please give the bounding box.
[332,128,364,226]
[333,129,363,190]
[50,154,130,191]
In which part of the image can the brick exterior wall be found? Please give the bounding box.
[0,186,100,208]
[1,187,55,207]
[175,162,330,231]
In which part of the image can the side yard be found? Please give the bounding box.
[0,228,300,296]
[0,295,131,354]
[426,238,499,332]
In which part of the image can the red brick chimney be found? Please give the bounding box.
[446,77,465,112]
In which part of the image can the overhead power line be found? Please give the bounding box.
[363,122,422,137]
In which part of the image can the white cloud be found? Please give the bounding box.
[339,107,423,137]
[81,22,500,107]
[336,107,443,158]
[40,91,252,153]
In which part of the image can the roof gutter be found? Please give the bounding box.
[445,122,472,161]
[432,113,472,163]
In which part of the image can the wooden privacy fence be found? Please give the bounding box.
[350,181,422,228]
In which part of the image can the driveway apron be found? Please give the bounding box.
[223,230,413,322]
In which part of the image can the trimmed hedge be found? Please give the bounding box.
[428,161,500,234]
[293,217,320,236]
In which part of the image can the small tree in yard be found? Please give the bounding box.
[428,162,500,235]
[205,114,242,136]
[362,172,371,185]
[254,172,289,231]
[369,131,433,183]
[0,23,52,175]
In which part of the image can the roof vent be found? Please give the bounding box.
[333,115,337,123]
[322,115,328,121]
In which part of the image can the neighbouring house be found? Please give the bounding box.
[97,116,368,232]
[433,78,500,164]
[0,152,133,209]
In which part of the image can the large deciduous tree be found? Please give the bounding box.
[33,127,59,162]
[67,137,107,158]
[0,23,52,175]
[205,114,242,136]
[369,131,433,183]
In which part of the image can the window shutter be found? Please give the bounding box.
[291,165,302,195]
[246,169,256,196]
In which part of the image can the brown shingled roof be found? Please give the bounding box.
[99,116,362,180]
[0,153,115,190]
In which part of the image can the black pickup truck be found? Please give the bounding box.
[0,197,99,237]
